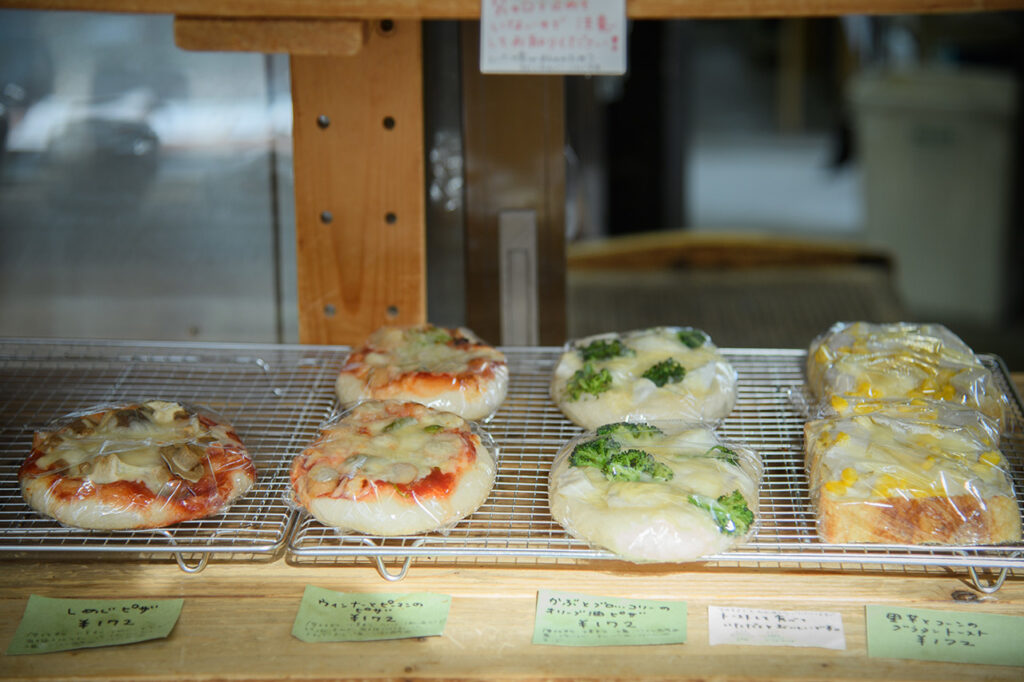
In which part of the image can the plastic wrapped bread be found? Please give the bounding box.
[804,400,1021,545]
[549,327,738,430]
[548,421,761,562]
[806,321,1007,427]
[336,324,508,422]
[290,400,497,536]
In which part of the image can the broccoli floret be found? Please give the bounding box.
[706,444,739,466]
[602,449,674,482]
[641,358,686,387]
[688,490,754,536]
[578,338,635,362]
[596,421,664,441]
[677,329,708,349]
[568,435,620,469]
[565,362,613,401]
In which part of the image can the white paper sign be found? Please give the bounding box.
[480,0,627,75]
[708,606,846,650]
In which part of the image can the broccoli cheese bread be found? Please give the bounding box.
[548,422,761,562]
[804,401,1021,545]
[806,321,1006,427]
[550,327,737,430]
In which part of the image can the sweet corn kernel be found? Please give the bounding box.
[940,384,956,400]
[830,395,849,411]
[979,451,1003,468]
[824,480,847,496]
[840,467,858,485]
[920,455,937,471]
[835,432,850,446]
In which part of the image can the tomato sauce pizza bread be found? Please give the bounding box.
[290,400,497,536]
[548,422,761,562]
[549,327,738,431]
[19,400,256,530]
[806,321,1007,427]
[804,400,1021,545]
[336,324,508,421]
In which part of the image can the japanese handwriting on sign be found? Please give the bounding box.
[480,0,626,75]
[6,596,183,656]
[865,605,1024,667]
[533,589,686,647]
[884,611,986,649]
[707,606,846,649]
[292,586,450,643]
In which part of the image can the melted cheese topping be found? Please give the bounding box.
[806,322,1006,424]
[29,401,235,496]
[297,401,475,500]
[806,404,1014,503]
[348,325,505,384]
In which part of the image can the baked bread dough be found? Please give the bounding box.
[336,324,508,421]
[804,401,1021,545]
[548,422,761,562]
[550,327,737,430]
[19,400,256,530]
[807,321,1006,426]
[290,400,496,536]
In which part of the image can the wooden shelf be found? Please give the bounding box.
[2,0,1021,18]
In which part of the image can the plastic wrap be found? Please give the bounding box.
[806,321,1007,427]
[548,421,761,563]
[804,400,1021,545]
[289,399,497,537]
[549,327,738,431]
[335,324,508,422]
[18,399,256,530]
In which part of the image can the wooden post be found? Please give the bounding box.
[290,20,426,345]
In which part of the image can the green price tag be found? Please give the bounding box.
[6,595,183,655]
[532,589,686,647]
[291,585,451,643]
[866,605,1024,667]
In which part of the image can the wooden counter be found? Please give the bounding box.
[1,557,1022,680]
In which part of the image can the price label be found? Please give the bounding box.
[291,585,451,643]
[866,605,1024,667]
[708,606,846,649]
[6,595,183,655]
[480,0,627,75]
[533,589,686,647]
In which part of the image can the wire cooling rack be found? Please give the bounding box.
[0,338,344,571]
[2,339,1022,588]
[288,347,1024,590]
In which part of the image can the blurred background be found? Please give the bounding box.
[0,11,1022,363]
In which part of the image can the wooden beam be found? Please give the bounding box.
[291,20,426,345]
[174,16,366,56]
[3,0,1022,19]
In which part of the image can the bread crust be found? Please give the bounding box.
[815,492,1022,545]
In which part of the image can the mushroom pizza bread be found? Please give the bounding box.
[19,400,256,530]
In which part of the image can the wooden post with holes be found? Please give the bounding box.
[290,19,426,345]
[177,16,426,346]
